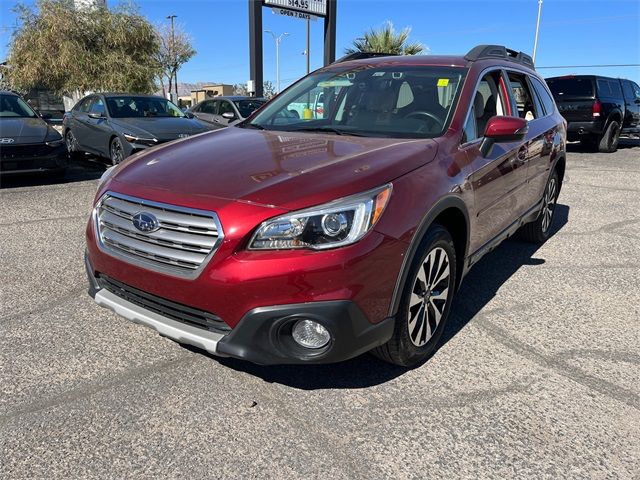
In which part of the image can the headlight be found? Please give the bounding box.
[249,184,392,250]
[123,133,158,146]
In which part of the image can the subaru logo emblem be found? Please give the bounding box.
[0,138,15,144]
[132,212,159,232]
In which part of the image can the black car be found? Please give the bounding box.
[63,93,213,164]
[0,91,68,176]
[546,75,640,152]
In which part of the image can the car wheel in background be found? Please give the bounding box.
[110,137,125,165]
[65,130,81,159]
[519,169,560,243]
[598,120,621,153]
[372,225,457,367]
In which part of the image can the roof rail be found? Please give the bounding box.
[332,51,398,64]
[464,45,535,68]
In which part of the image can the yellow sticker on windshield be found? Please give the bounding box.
[437,78,450,87]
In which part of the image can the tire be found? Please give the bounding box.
[65,129,82,160]
[598,120,621,153]
[109,136,126,165]
[372,225,457,367]
[519,169,560,243]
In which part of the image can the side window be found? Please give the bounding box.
[507,73,539,121]
[530,76,555,116]
[90,97,105,116]
[218,101,235,116]
[596,79,612,96]
[622,81,635,101]
[463,71,508,143]
[201,101,217,114]
[77,97,93,113]
[396,81,414,108]
[633,82,640,99]
[609,80,622,98]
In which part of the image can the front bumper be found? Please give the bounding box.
[0,143,68,174]
[86,253,394,365]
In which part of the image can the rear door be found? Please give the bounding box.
[526,75,561,204]
[72,96,95,150]
[193,100,218,124]
[546,76,595,122]
[621,80,640,131]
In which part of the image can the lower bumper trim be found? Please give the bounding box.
[94,289,227,356]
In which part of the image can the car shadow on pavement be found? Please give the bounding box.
[201,204,570,390]
[0,158,106,189]
[566,138,639,153]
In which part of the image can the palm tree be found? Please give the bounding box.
[345,21,425,56]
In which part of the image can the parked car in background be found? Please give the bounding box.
[63,94,213,165]
[546,75,640,152]
[86,45,566,367]
[188,96,267,127]
[0,90,68,176]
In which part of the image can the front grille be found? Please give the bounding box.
[96,192,223,277]
[97,275,230,333]
[0,143,50,159]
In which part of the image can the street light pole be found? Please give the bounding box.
[264,30,290,93]
[532,0,543,63]
[167,14,177,102]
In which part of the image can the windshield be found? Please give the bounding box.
[234,99,266,118]
[0,94,37,118]
[246,65,466,138]
[106,96,185,118]
[547,77,595,98]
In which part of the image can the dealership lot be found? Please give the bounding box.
[1,142,639,479]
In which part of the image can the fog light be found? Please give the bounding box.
[291,319,330,349]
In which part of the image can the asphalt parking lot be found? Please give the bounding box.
[1,141,639,479]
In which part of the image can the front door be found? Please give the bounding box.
[621,80,640,131]
[462,70,529,253]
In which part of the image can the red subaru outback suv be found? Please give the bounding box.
[85,45,566,367]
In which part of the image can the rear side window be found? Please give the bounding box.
[547,77,594,98]
[508,72,539,121]
[622,80,636,101]
[530,76,556,116]
[596,79,612,97]
[608,80,622,98]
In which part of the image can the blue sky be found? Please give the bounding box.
[1,0,639,87]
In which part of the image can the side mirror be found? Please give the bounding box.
[480,116,528,157]
[222,112,236,120]
[88,112,105,119]
[184,112,195,118]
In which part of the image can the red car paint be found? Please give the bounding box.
[86,51,566,363]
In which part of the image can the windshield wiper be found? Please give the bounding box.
[241,122,266,130]
[289,126,367,137]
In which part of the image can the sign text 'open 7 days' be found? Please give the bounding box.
[263,0,327,17]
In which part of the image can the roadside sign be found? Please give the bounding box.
[263,0,327,17]
[271,7,318,21]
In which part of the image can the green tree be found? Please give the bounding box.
[154,21,196,100]
[345,21,425,56]
[7,0,159,98]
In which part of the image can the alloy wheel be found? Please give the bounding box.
[408,246,451,347]
[65,130,77,152]
[541,177,557,233]
[111,138,124,165]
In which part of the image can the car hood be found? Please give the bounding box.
[0,117,51,144]
[107,126,438,211]
[109,117,210,140]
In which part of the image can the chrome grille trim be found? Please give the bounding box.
[94,191,224,279]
